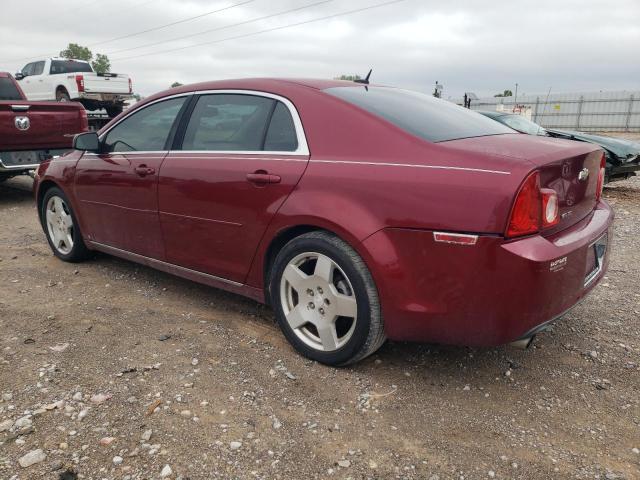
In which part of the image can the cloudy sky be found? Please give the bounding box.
[1,0,638,99]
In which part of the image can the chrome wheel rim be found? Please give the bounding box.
[45,196,74,255]
[280,252,358,352]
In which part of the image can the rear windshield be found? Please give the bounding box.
[50,60,93,74]
[0,77,23,100]
[325,86,513,142]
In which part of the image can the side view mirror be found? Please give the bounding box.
[73,132,100,152]
[14,72,25,80]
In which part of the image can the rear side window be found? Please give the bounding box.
[182,94,275,151]
[50,60,93,74]
[264,102,298,151]
[0,78,23,100]
[326,86,513,142]
[103,97,187,153]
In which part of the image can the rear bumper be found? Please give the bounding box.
[0,150,70,172]
[78,92,133,104]
[361,201,614,346]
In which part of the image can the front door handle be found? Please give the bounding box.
[246,171,281,185]
[134,165,155,176]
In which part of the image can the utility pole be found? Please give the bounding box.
[514,83,519,105]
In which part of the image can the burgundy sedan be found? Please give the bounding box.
[33,79,613,365]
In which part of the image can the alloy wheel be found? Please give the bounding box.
[46,196,74,255]
[280,252,358,352]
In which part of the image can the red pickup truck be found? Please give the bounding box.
[1,72,88,182]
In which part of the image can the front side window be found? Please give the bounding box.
[21,63,34,76]
[0,78,23,100]
[326,86,514,143]
[182,94,277,151]
[50,60,93,75]
[103,97,187,153]
[32,61,45,76]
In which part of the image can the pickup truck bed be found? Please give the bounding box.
[0,72,88,178]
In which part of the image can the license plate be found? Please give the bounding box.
[8,151,39,166]
[584,234,607,286]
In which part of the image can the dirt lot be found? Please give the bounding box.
[1,145,639,479]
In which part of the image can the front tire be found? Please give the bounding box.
[270,231,385,366]
[40,187,90,262]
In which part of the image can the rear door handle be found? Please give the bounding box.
[134,165,155,176]
[246,171,281,185]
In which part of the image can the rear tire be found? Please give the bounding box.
[270,231,385,366]
[105,106,123,118]
[56,89,70,102]
[40,187,90,262]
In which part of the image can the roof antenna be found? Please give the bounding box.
[354,69,372,85]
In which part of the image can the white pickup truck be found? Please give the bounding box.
[16,58,133,117]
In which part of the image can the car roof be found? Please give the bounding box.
[49,57,91,63]
[181,78,362,91]
[138,78,367,108]
[0,72,9,78]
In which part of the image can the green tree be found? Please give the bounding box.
[91,54,111,74]
[494,89,513,98]
[335,74,361,81]
[59,43,111,73]
[59,43,92,61]
[171,81,184,88]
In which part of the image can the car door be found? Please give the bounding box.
[158,92,310,283]
[74,95,190,259]
[17,63,36,99]
[27,61,47,100]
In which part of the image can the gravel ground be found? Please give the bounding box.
[1,140,639,479]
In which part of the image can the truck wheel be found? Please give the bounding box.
[40,187,90,262]
[105,106,123,118]
[56,90,70,102]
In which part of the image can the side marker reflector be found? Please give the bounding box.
[433,232,478,245]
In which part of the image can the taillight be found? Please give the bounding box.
[78,107,89,131]
[506,171,541,237]
[596,152,606,201]
[128,78,133,94]
[75,75,85,93]
[541,189,559,227]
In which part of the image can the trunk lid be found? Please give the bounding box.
[0,101,88,151]
[440,133,603,234]
[82,73,130,94]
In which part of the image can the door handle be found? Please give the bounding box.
[246,171,281,185]
[134,165,155,176]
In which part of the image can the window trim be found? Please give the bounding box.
[97,89,309,156]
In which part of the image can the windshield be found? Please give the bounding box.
[325,86,513,142]
[50,60,93,74]
[499,114,546,135]
[0,77,23,100]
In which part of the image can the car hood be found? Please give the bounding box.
[546,129,640,163]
